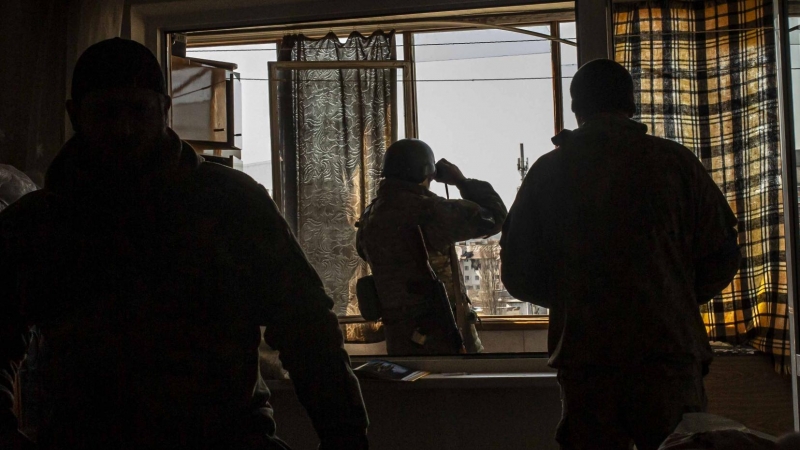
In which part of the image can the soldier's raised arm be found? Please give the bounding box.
[422,159,508,252]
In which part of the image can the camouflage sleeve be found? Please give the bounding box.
[0,222,26,434]
[690,160,741,304]
[499,164,552,308]
[355,206,370,261]
[355,228,366,261]
[246,185,369,442]
[423,179,508,252]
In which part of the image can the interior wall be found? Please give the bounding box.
[0,0,125,184]
[63,0,126,142]
[0,1,70,185]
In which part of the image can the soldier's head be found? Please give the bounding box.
[381,139,437,188]
[570,59,636,125]
[66,38,171,158]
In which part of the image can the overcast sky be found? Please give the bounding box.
[187,23,577,210]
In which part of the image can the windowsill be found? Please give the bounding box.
[351,353,554,374]
[267,354,557,391]
[475,315,549,331]
[267,372,557,390]
[339,315,550,332]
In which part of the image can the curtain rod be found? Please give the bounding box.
[414,20,576,46]
[185,11,576,48]
[613,27,775,38]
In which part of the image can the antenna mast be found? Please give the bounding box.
[517,143,529,188]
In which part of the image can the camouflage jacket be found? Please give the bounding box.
[0,131,367,449]
[356,178,507,314]
[500,115,741,369]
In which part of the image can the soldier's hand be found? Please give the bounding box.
[434,159,466,186]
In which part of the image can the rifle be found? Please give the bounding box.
[444,184,472,347]
[404,225,465,353]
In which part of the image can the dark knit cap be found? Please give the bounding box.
[570,59,636,117]
[71,38,167,103]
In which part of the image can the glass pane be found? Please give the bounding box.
[396,34,406,140]
[790,17,800,253]
[187,44,277,193]
[559,22,579,131]
[414,26,555,316]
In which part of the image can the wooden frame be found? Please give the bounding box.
[775,0,800,430]
[265,22,574,325]
[550,21,565,135]
[175,16,578,329]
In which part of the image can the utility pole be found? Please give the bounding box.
[517,143,529,189]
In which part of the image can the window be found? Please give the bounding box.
[417,26,559,209]
[180,13,576,335]
[185,43,278,190]
[412,23,574,318]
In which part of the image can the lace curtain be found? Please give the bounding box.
[280,31,395,317]
[614,0,788,369]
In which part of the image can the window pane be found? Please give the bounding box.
[791,18,800,152]
[414,27,555,316]
[396,34,406,140]
[559,22,579,131]
[790,17,800,265]
[187,44,277,193]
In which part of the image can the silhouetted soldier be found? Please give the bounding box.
[356,139,507,355]
[0,38,368,450]
[501,59,740,450]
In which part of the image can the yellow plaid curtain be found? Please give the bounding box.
[614,0,788,370]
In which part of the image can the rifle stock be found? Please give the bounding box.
[404,225,464,353]
[444,184,471,351]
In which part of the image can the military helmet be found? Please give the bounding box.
[381,139,436,183]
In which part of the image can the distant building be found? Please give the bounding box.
[456,237,548,316]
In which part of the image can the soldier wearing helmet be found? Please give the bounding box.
[356,139,507,355]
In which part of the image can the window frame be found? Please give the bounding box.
[263,19,574,321]
[180,11,578,327]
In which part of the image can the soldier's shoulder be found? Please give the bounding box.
[0,190,52,223]
[195,159,260,189]
[646,135,707,172]
[526,146,565,180]
[648,134,693,154]
[193,159,274,208]
[0,190,57,244]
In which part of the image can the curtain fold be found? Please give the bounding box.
[614,0,788,369]
[280,31,395,324]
